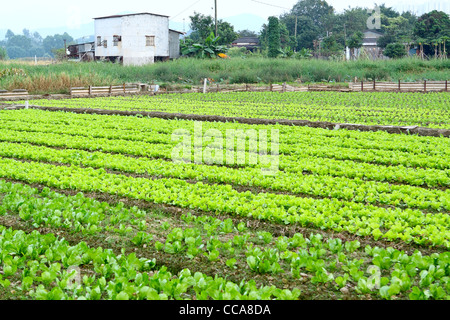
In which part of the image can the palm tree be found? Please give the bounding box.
[439,36,449,59]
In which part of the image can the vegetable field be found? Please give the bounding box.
[0,92,449,301]
[22,91,450,129]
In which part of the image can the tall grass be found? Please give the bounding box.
[3,73,116,94]
[0,63,117,94]
[1,57,449,94]
[140,57,450,84]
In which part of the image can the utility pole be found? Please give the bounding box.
[214,0,218,37]
[183,18,186,44]
[294,16,298,52]
[344,23,348,61]
[294,16,297,38]
[343,23,347,46]
[64,39,67,60]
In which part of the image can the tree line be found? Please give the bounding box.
[183,0,450,59]
[0,29,74,60]
[1,0,449,61]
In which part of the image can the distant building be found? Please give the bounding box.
[355,30,385,60]
[93,12,184,66]
[68,42,95,61]
[362,30,383,50]
[231,37,260,51]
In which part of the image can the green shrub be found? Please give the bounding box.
[384,43,407,59]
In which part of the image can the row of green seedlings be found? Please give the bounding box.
[0,226,300,300]
[1,139,449,213]
[0,157,448,249]
[1,126,447,190]
[166,213,449,300]
[6,116,449,190]
[0,181,447,300]
[2,108,449,168]
[0,140,448,213]
[2,117,449,198]
[5,108,448,156]
[2,112,449,173]
[5,110,450,156]
[21,91,450,128]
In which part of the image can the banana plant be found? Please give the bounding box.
[181,32,228,59]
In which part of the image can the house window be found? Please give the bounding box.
[146,35,155,46]
[113,35,121,46]
[97,36,102,47]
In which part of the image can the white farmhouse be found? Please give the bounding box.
[94,12,183,66]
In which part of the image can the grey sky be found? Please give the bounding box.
[1,0,446,33]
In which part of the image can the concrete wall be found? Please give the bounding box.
[83,43,93,53]
[169,31,181,59]
[94,17,123,58]
[94,14,170,66]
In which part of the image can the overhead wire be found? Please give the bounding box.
[169,0,205,20]
[249,0,291,10]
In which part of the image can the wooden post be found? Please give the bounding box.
[89,85,92,96]
[270,83,273,91]
[123,83,126,94]
[246,84,249,91]
[373,79,376,91]
[282,82,286,93]
[445,80,448,92]
[361,81,363,92]
[398,79,401,91]
[217,84,220,92]
[109,85,112,94]
[70,87,73,96]
[424,80,427,93]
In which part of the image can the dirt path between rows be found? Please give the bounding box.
[1,104,449,138]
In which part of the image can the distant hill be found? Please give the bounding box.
[0,22,94,41]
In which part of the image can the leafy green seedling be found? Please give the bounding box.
[344,240,361,253]
[236,222,247,232]
[334,273,349,289]
[276,236,288,252]
[257,231,273,244]
[220,218,234,233]
[161,221,170,230]
[206,249,220,262]
[226,258,237,269]
[132,232,153,246]
[155,241,164,251]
